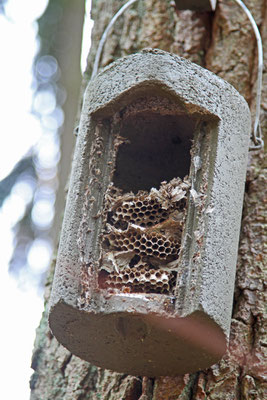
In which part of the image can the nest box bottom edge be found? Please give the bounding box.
[49,300,226,377]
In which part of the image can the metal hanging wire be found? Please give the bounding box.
[92,0,138,79]
[233,0,264,150]
[91,0,264,150]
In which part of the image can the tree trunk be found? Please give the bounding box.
[30,1,266,399]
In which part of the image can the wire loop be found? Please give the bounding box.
[92,0,138,79]
[232,0,264,150]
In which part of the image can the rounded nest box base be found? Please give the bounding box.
[49,301,226,377]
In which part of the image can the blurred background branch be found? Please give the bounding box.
[0,0,85,293]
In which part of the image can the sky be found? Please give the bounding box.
[0,0,92,398]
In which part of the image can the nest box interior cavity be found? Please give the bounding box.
[49,49,251,377]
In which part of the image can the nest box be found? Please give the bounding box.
[49,49,251,377]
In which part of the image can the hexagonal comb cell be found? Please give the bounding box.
[99,178,189,295]
[105,227,181,261]
[112,197,169,228]
[99,266,177,294]
[110,195,186,230]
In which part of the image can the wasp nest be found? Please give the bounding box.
[100,265,177,294]
[99,177,189,294]
[110,194,186,230]
[105,228,180,261]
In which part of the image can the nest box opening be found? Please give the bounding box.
[98,96,198,296]
[113,110,195,193]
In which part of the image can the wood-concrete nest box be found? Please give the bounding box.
[49,49,251,377]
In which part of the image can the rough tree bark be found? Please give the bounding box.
[30,0,266,399]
